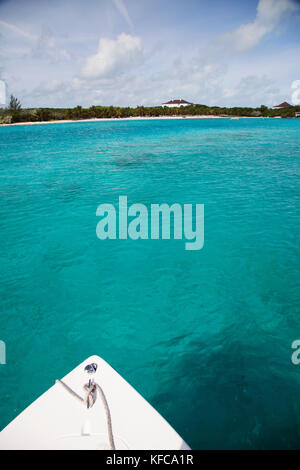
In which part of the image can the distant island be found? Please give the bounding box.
[1,95,299,125]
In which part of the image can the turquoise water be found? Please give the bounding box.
[0,118,299,449]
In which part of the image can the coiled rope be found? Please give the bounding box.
[56,378,116,450]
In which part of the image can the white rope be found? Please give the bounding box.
[56,379,116,450]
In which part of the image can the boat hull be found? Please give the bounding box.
[0,355,190,450]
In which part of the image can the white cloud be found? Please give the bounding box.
[112,0,133,28]
[0,19,37,41]
[32,26,72,62]
[217,0,296,52]
[80,33,143,80]
[32,79,65,96]
[222,75,280,106]
[291,80,300,105]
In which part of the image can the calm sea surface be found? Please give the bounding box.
[0,118,299,449]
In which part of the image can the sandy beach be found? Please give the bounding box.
[1,115,225,127]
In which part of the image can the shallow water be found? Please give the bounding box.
[0,118,299,449]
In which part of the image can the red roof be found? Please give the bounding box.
[163,99,192,105]
[273,101,291,108]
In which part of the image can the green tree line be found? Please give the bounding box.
[1,95,299,124]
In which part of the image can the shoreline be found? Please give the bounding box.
[0,115,269,127]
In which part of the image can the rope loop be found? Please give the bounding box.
[56,378,116,450]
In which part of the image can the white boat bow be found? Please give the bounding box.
[0,355,190,450]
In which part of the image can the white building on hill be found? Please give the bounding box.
[162,99,193,108]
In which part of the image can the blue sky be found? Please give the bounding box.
[0,0,300,107]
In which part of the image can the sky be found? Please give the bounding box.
[0,0,300,108]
